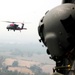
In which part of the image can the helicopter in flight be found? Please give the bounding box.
[2,21,27,32]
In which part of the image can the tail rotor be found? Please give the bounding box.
[21,22,24,29]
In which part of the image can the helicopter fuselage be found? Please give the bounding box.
[6,24,19,31]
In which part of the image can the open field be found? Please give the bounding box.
[3,57,55,74]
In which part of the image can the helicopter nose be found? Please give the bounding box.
[6,25,10,29]
[6,27,8,29]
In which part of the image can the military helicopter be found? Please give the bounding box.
[2,21,27,32]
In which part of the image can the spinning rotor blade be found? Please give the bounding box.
[2,21,16,23]
[2,21,24,23]
[2,21,31,24]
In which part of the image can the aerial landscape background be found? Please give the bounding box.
[0,0,62,75]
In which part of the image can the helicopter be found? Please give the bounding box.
[2,21,27,32]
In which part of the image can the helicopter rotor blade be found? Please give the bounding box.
[2,21,31,24]
[2,21,15,23]
[2,21,22,23]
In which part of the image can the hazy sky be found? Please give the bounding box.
[0,0,62,44]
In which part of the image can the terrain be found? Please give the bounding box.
[0,43,55,75]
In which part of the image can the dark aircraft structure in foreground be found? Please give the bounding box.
[3,21,27,32]
[38,0,75,75]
